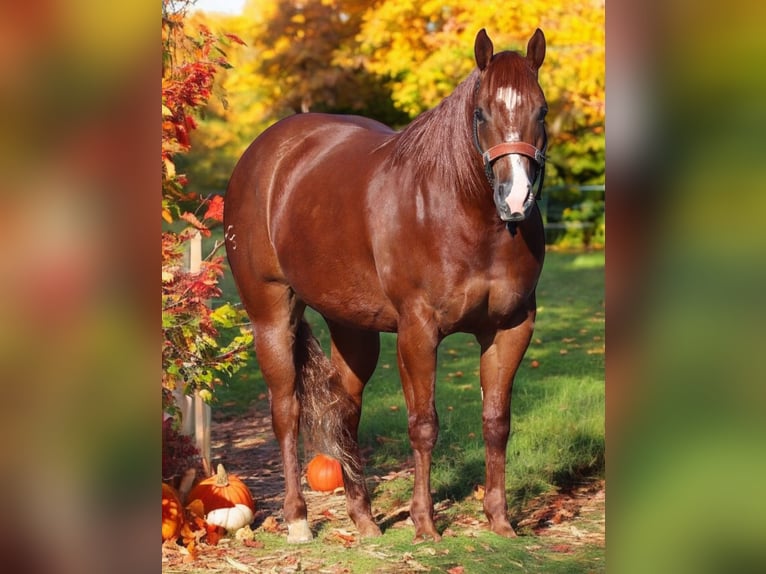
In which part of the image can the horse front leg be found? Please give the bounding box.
[478,301,536,537]
[396,314,441,542]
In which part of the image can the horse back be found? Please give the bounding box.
[224,113,400,329]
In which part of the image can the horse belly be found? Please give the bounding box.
[283,252,399,332]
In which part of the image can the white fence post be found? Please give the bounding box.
[173,230,212,476]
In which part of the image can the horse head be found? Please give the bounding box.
[472,29,548,222]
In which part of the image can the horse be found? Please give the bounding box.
[224,28,548,543]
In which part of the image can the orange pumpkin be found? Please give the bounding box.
[187,463,255,513]
[306,454,344,492]
[162,482,184,541]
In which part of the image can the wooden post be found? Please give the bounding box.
[188,231,212,475]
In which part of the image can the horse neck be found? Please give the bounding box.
[391,72,488,201]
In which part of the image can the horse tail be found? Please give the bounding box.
[294,318,363,486]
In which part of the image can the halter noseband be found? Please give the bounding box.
[472,85,547,201]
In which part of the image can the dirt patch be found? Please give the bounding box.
[517,480,605,547]
[202,406,362,534]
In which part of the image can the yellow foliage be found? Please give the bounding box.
[185,0,604,191]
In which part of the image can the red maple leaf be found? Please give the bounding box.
[225,33,247,46]
[180,211,211,236]
[203,195,224,223]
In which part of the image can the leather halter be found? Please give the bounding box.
[481,141,546,167]
[472,87,547,200]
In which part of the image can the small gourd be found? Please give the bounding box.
[206,504,254,531]
[162,482,184,541]
[187,464,255,531]
[306,454,344,492]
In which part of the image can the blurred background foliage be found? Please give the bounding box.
[180,0,604,248]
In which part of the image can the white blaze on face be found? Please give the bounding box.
[496,86,532,216]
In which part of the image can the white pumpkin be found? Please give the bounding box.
[205,503,254,531]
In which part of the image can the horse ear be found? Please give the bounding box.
[474,28,494,71]
[526,28,546,72]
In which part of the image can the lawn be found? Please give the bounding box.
[169,247,605,572]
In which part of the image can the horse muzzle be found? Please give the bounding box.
[494,182,536,222]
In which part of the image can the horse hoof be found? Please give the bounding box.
[357,520,382,538]
[287,519,313,543]
[413,528,442,543]
[490,522,518,538]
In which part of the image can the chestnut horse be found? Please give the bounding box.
[224,29,548,542]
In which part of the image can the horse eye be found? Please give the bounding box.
[475,108,486,122]
[538,108,548,122]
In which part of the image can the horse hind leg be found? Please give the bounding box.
[324,320,382,538]
[245,284,313,543]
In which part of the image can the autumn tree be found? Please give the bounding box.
[161,0,252,431]
[185,0,604,199]
[182,0,409,193]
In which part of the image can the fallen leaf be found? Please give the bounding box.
[180,514,206,549]
[473,485,485,501]
[447,567,465,574]
[331,529,357,546]
[205,524,225,545]
[186,498,205,517]
[260,515,280,533]
[321,508,339,520]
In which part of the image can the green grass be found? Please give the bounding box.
[203,525,603,573]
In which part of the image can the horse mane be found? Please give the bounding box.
[387,69,487,196]
[385,51,539,199]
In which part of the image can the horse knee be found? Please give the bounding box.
[408,413,439,451]
[482,412,510,447]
